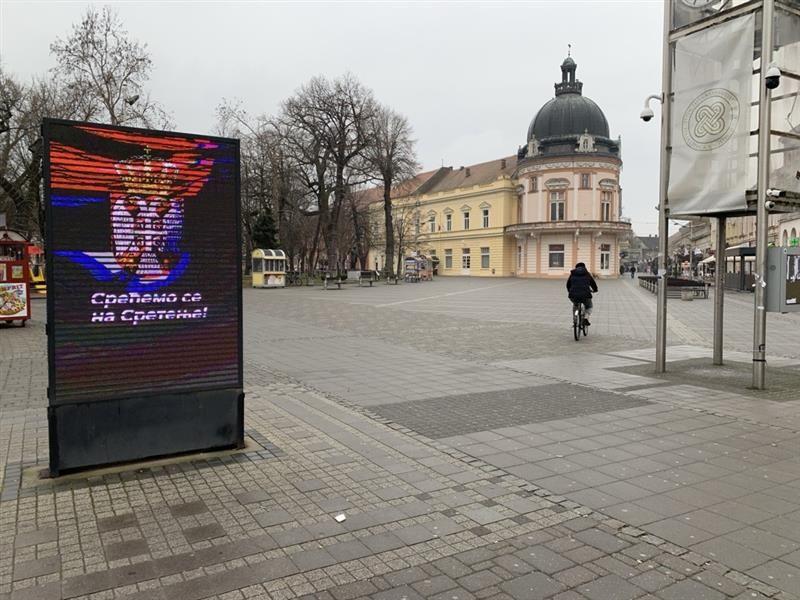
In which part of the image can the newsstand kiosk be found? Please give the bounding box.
[0,229,32,326]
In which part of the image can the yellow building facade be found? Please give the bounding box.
[369,56,631,278]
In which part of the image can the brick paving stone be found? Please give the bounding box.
[95,512,138,532]
[168,500,208,517]
[372,585,425,600]
[579,574,643,600]
[628,570,675,593]
[329,579,378,600]
[516,545,576,574]
[412,575,458,596]
[103,538,149,560]
[500,572,565,599]
[657,579,726,600]
[11,556,61,581]
[236,489,272,504]
[574,529,631,554]
[12,528,58,548]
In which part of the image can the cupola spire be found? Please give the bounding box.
[555,53,582,96]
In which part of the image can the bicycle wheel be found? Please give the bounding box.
[573,304,581,341]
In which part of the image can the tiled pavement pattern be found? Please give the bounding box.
[369,385,652,440]
[1,277,799,599]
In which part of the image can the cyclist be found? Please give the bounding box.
[566,262,598,326]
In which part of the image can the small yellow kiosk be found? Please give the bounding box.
[252,248,286,288]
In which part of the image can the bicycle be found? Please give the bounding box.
[572,300,589,341]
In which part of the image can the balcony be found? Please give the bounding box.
[505,220,632,235]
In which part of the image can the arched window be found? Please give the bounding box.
[792,228,798,241]
[783,230,789,246]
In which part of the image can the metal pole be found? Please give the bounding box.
[713,217,726,365]
[753,0,774,389]
[655,0,673,374]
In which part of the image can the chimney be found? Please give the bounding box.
[501,158,507,170]
[465,167,471,177]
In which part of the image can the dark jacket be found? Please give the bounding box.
[566,265,598,301]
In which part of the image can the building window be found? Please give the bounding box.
[428,214,436,233]
[517,246,522,270]
[580,173,591,189]
[462,248,471,270]
[482,208,489,228]
[414,212,420,236]
[600,244,611,270]
[463,211,470,230]
[445,213,452,231]
[549,244,565,268]
[481,247,490,269]
[549,191,565,221]
[530,177,538,192]
[445,249,452,269]
[601,191,612,221]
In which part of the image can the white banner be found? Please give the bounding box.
[668,13,754,216]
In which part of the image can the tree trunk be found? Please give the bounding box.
[383,182,394,277]
[396,234,404,277]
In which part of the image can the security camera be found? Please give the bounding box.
[640,94,661,123]
[765,199,776,210]
[765,63,781,90]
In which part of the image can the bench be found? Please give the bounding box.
[350,270,377,287]
[323,271,378,290]
[638,275,709,299]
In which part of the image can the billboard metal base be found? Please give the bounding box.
[48,389,244,476]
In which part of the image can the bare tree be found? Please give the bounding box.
[393,201,417,277]
[217,100,315,274]
[364,105,418,277]
[279,74,376,274]
[50,5,170,127]
[0,68,99,236]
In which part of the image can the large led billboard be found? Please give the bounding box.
[43,119,243,474]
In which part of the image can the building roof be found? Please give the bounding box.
[363,156,518,204]
[359,169,439,205]
[416,156,518,195]
[528,58,610,140]
[637,235,659,250]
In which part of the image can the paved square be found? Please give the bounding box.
[2,277,800,599]
[370,384,652,439]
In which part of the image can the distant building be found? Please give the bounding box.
[368,56,631,278]
[621,234,660,271]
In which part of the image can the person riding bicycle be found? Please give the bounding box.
[566,262,598,326]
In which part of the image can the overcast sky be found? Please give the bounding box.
[1,0,665,234]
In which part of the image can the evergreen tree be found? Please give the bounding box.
[252,210,278,249]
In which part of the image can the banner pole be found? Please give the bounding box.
[753,0,774,389]
[655,0,673,374]
[713,217,726,365]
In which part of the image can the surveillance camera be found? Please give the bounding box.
[640,107,654,122]
[765,200,776,210]
[765,64,781,90]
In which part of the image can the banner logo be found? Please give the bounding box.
[682,88,740,151]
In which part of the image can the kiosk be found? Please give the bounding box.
[252,249,286,288]
[0,228,32,326]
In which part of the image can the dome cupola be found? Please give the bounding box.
[528,57,610,141]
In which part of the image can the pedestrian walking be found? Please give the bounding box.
[630,265,637,279]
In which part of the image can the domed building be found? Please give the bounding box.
[509,56,630,277]
[367,56,631,278]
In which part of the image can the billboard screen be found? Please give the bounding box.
[43,120,242,472]
[45,120,241,402]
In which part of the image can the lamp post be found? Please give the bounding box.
[753,0,775,389]
[641,0,673,374]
